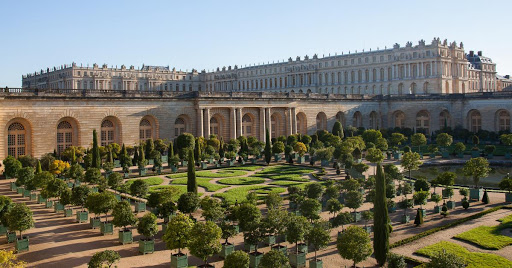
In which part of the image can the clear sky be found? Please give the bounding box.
[0,0,510,87]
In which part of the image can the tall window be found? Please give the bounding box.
[139,119,152,142]
[469,110,481,133]
[174,117,186,137]
[498,110,510,131]
[416,111,430,134]
[57,121,73,154]
[210,117,220,136]
[439,110,451,129]
[7,122,26,157]
[101,119,115,146]
[394,111,405,128]
[242,114,253,136]
[316,113,327,131]
[352,112,362,128]
[369,112,379,129]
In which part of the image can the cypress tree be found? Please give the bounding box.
[194,138,201,165]
[373,163,389,266]
[36,160,42,174]
[91,129,101,168]
[108,149,114,163]
[71,147,77,164]
[219,137,225,159]
[187,149,197,193]
[264,128,272,165]
[120,144,126,167]
[482,189,489,204]
[145,139,154,158]
[414,208,423,226]
[138,145,146,167]
[133,147,139,164]
[168,141,174,157]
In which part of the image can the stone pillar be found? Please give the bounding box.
[231,108,237,139]
[197,108,204,137]
[236,108,243,137]
[204,108,210,138]
[286,108,293,136]
[292,108,297,134]
[260,107,266,142]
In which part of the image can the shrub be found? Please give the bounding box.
[223,250,249,268]
[88,250,120,268]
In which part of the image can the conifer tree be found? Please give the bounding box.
[36,160,42,174]
[187,149,197,193]
[373,163,389,266]
[92,129,101,168]
[195,138,201,165]
[332,121,344,139]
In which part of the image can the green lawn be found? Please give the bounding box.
[256,165,315,175]
[217,177,266,185]
[213,185,286,204]
[498,213,512,223]
[167,169,247,179]
[170,177,229,192]
[148,185,188,201]
[224,165,262,171]
[416,241,512,268]
[455,216,512,249]
[268,181,305,187]
[125,177,164,187]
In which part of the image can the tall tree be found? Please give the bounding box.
[332,121,344,139]
[373,163,389,266]
[187,150,197,193]
[92,129,101,169]
[194,138,201,165]
[36,160,42,174]
[145,139,155,158]
[264,128,272,165]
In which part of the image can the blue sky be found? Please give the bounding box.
[0,0,510,87]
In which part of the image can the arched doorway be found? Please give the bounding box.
[316,112,327,131]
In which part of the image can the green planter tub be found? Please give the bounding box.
[10,182,17,191]
[171,253,188,268]
[244,242,256,252]
[64,208,73,217]
[433,206,441,213]
[139,238,155,254]
[45,200,53,208]
[135,202,146,213]
[401,214,410,223]
[219,243,234,258]
[139,168,147,176]
[447,201,456,209]
[298,242,308,254]
[90,217,101,229]
[23,189,31,198]
[249,252,263,268]
[469,188,483,201]
[351,211,361,222]
[0,225,7,235]
[54,202,65,213]
[15,236,29,253]
[309,259,323,268]
[6,232,16,243]
[30,192,37,201]
[17,187,24,194]
[289,251,307,268]
[201,162,208,169]
[76,210,89,223]
[271,245,288,256]
[118,229,133,245]
[100,222,114,235]
[264,235,276,246]
[506,192,512,203]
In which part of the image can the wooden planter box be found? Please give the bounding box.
[0,225,7,235]
[219,243,234,259]
[124,173,130,178]
[433,206,441,213]
[309,259,323,268]
[54,202,64,213]
[388,206,397,213]
[139,168,147,176]
[447,201,456,209]
[148,159,154,166]
[45,200,53,208]
[90,217,101,229]
[201,162,208,169]
[15,236,29,253]
[139,238,154,254]
[251,158,258,164]
[10,182,17,191]
[298,243,308,254]
[469,189,483,201]
[181,160,188,167]
[17,187,24,194]
[171,253,188,268]
[6,232,16,243]
[506,192,512,203]
[29,192,37,201]
[23,189,31,198]
[289,251,307,268]
[271,245,288,256]
[297,156,305,164]
[249,252,263,268]
[135,202,146,213]
[64,208,73,217]
[76,210,89,223]
[244,242,256,252]
[101,222,114,235]
[442,151,450,159]
[118,230,133,244]
[471,151,480,158]
[264,235,276,246]
[393,152,402,160]
[91,187,99,193]
[363,225,373,234]
[320,160,329,167]
[442,189,452,199]
[114,160,121,168]
[351,211,361,222]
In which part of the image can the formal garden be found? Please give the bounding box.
[1,123,512,267]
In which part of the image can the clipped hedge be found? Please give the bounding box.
[390,206,505,249]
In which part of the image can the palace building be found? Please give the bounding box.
[2,38,511,158]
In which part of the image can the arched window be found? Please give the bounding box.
[57,121,73,154]
[369,112,379,129]
[210,117,220,136]
[398,83,404,95]
[426,64,431,76]
[393,111,405,128]
[271,113,283,139]
[7,122,26,157]
[174,117,186,137]
[316,112,327,131]
[468,110,481,133]
[242,114,253,136]
[497,110,510,131]
[410,83,417,94]
[423,82,429,94]
[439,110,451,129]
[139,119,152,142]
[296,112,307,135]
[352,112,362,128]
[416,110,430,134]
[336,112,345,126]
[101,119,115,146]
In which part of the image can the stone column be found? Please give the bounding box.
[204,108,210,138]
[231,108,237,139]
[286,108,293,136]
[197,108,204,137]
[236,108,243,137]
[260,107,266,142]
[292,108,297,134]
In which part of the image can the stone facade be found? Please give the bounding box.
[1,89,512,159]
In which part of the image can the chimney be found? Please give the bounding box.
[469,51,474,57]
[478,51,482,56]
